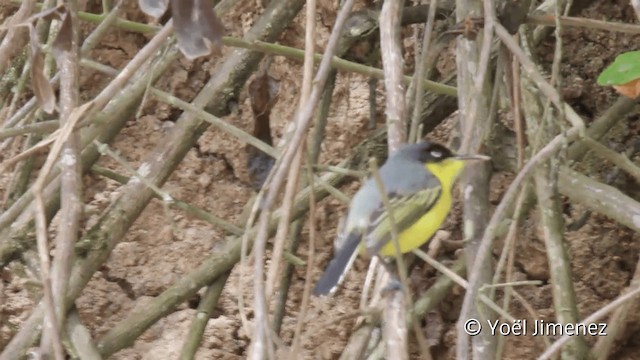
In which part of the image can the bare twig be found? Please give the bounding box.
[581,137,640,184]
[457,125,581,359]
[495,22,585,131]
[178,273,230,360]
[248,0,355,356]
[380,0,407,149]
[408,0,438,143]
[285,0,317,354]
[527,13,640,34]
[42,3,82,358]
[65,310,102,360]
[265,0,317,302]
[289,160,318,357]
[538,286,640,360]
[454,0,495,357]
[0,0,34,74]
[558,167,640,233]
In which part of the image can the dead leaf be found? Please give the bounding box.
[613,78,640,99]
[28,24,56,114]
[170,0,224,60]
[139,0,170,18]
[52,10,72,57]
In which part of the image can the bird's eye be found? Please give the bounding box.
[430,150,443,158]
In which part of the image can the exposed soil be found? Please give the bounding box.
[1,0,640,359]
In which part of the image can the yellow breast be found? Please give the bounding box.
[377,158,463,257]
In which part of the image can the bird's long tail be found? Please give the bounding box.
[313,232,360,296]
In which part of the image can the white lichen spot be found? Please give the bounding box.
[464,184,474,200]
[467,59,476,74]
[161,193,174,204]
[138,162,152,177]
[464,219,475,238]
[61,148,76,166]
[633,215,640,229]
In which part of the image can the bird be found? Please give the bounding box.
[313,141,490,295]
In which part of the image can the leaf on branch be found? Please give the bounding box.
[597,51,640,98]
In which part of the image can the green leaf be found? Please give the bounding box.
[597,51,640,86]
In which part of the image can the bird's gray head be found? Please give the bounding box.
[397,141,454,164]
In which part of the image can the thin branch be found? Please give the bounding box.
[527,13,640,35]
[0,0,34,74]
[454,0,496,357]
[408,0,439,143]
[457,125,582,358]
[178,273,230,360]
[248,0,355,356]
[538,286,640,360]
[495,22,585,131]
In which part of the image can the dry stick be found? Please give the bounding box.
[494,23,584,131]
[457,125,581,358]
[4,128,41,210]
[527,14,640,35]
[0,21,174,233]
[378,0,415,356]
[248,0,355,356]
[401,1,441,356]
[454,0,495,357]
[474,0,496,99]
[272,71,335,335]
[380,0,407,150]
[0,50,178,271]
[178,273,230,360]
[492,187,528,359]
[412,249,517,322]
[532,134,587,358]
[558,167,640,233]
[1,3,118,135]
[32,191,63,360]
[0,0,34,74]
[31,81,94,360]
[33,103,92,360]
[0,120,58,140]
[511,40,525,169]
[581,137,640,184]
[537,286,640,360]
[527,3,587,356]
[224,37,457,97]
[95,163,348,357]
[44,4,82,360]
[407,0,438,143]
[289,160,318,358]
[65,310,101,360]
[150,88,276,158]
[265,0,317,303]
[286,0,317,354]
[591,253,640,359]
[91,165,243,236]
